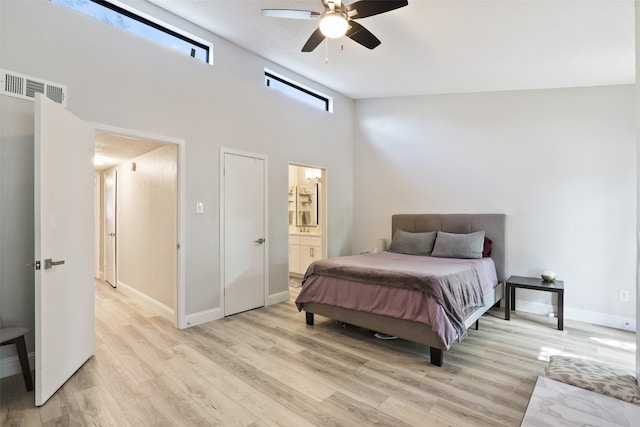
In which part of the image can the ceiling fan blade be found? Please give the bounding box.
[261,9,320,19]
[302,27,326,52]
[345,21,381,49]
[347,0,408,19]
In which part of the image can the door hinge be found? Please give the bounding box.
[34,260,41,270]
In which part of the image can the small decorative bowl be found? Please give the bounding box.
[541,270,556,282]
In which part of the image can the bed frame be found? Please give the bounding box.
[302,213,506,366]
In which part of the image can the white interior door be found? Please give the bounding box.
[34,94,95,406]
[104,169,117,288]
[223,152,266,316]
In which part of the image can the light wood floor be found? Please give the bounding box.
[1,280,635,426]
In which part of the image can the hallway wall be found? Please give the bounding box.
[115,145,177,311]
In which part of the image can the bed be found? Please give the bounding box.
[295,213,506,366]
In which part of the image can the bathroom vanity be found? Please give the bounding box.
[289,234,322,276]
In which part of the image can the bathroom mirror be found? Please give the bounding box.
[296,183,318,227]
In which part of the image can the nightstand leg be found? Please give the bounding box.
[510,287,516,311]
[558,292,564,331]
[505,285,510,321]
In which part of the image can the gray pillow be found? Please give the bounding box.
[388,229,437,256]
[431,231,485,259]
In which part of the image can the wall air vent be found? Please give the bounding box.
[0,69,67,106]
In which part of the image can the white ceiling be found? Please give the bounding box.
[145,0,636,99]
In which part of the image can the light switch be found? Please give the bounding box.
[196,202,204,214]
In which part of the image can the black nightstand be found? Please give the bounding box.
[505,275,564,330]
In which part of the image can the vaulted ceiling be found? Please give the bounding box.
[146,0,635,99]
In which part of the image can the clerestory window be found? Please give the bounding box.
[265,69,332,113]
[52,0,212,64]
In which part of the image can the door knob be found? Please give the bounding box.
[254,238,265,244]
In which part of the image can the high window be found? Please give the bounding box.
[265,69,332,113]
[52,0,212,64]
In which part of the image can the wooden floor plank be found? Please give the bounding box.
[320,391,414,426]
[225,315,307,354]
[139,374,221,426]
[429,398,516,427]
[377,396,448,426]
[0,280,635,426]
[182,330,359,426]
[117,395,176,427]
[96,323,164,384]
[157,356,259,426]
[226,342,336,402]
[91,337,141,403]
[237,391,317,427]
[0,374,42,427]
[73,384,132,427]
[37,382,83,425]
[170,343,258,402]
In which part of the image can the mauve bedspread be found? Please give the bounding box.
[295,251,498,348]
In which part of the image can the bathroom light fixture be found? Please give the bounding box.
[305,168,321,181]
[319,12,348,38]
[93,156,105,166]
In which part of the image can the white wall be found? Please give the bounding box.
[0,0,354,359]
[634,0,639,383]
[0,96,35,365]
[115,145,177,311]
[354,86,636,330]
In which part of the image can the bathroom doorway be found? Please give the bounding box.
[288,164,327,287]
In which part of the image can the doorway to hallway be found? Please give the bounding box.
[93,129,183,326]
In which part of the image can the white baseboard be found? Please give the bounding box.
[512,298,636,332]
[117,280,175,323]
[182,291,288,329]
[267,290,290,305]
[184,308,222,328]
[512,299,554,316]
[564,307,636,332]
[0,352,34,379]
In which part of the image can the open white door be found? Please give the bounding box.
[34,94,95,406]
[223,152,266,316]
[104,169,117,288]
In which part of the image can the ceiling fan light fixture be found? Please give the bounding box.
[319,12,348,38]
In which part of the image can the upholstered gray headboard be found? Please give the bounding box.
[391,214,507,283]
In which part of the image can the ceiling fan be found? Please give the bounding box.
[261,0,408,52]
